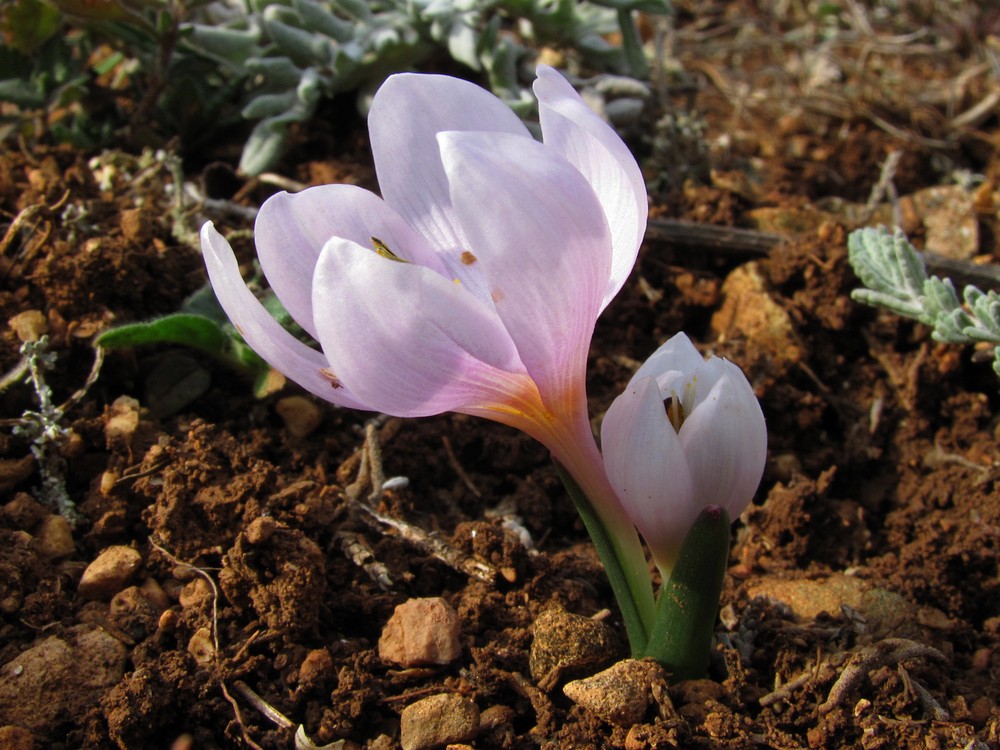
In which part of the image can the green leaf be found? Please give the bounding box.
[95,313,230,355]
[0,0,63,54]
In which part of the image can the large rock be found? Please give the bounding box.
[0,625,127,732]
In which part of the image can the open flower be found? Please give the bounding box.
[601,333,767,573]
[201,65,647,522]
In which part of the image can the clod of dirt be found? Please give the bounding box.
[672,679,727,725]
[0,625,127,732]
[219,523,327,635]
[109,586,162,642]
[562,659,666,726]
[399,693,480,750]
[32,514,75,560]
[528,609,623,685]
[77,545,143,600]
[7,310,47,342]
[274,395,324,438]
[378,597,463,667]
[624,721,685,750]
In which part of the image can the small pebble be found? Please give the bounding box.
[99,471,118,497]
[563,659,664,727]
[972,647,993,671]
[244,516,277,545]
[187,627,215,666]
[479,705,515,730]
[275,395,323,438]
[104,395,141,451]
[298,648,335,687]
[378,597,462,667]
[178,577,213,611]
[33,514,75,559]
[77,546,142,600]
[399,693,479,750]
[2,493,47,528]
[139,577,171,611]
[528,609,621,683]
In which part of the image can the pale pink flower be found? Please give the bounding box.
[601,333,767,572]
[201,65,647,518]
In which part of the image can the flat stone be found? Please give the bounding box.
[529,609,621,683]
[711,262,802,378]
[906,185,978,260]
[378,597,462,667]
[78,545,142,600]
[744,572,953,637]
[563,659,665,726]
[399,693,479,750]
[0,625,127,731]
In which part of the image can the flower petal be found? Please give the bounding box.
[678,362,767,519]
[255,185,447,339]
[631,332,706,389]
[533,65,648,310]
[602,376,697,554]
[200,222,368,408]
[438,130,612,411]
[311,236,529,417]
[368,72,530,261]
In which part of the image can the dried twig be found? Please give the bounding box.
[339,418,499,584]
[819,638,947,715]
[232,681,295,730]
[645,218,1000,292]
[336,530,393,589]
[442,435,481,498]
[358,503,497,583]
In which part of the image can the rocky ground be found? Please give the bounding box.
[1,3,999,749]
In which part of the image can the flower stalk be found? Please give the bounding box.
[641,505,732,678]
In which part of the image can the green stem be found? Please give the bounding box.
[642,505,731,679]
[617,8,648,79]
[555,462,652,653]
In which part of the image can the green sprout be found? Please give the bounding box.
[848,226,1000,377]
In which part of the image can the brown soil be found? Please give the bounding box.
[2,6,1000,749]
